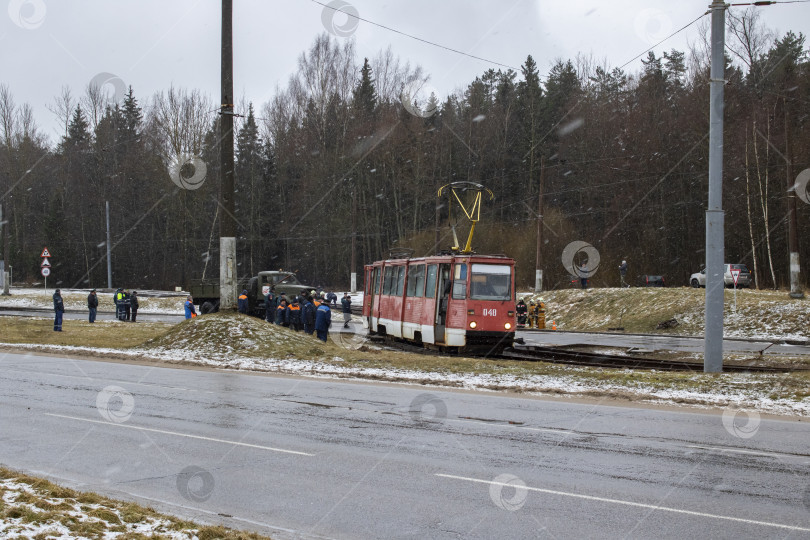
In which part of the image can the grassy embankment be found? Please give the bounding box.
[0,467,268,539]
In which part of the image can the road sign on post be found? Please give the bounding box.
[41,247,52,293]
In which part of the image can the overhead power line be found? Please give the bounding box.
[310,0,518,70]
[617,12,709,71]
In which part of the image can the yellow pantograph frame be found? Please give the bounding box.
[437,182,494,253]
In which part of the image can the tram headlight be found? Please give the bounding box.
[469,321,477,329]
[504,322,512,330]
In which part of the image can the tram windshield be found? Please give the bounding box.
[470,263,512,301]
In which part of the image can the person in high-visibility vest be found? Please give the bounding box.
[528,301,538,329]
[536,297,546,329]
[237,289,249,314]
[288,297,302,331]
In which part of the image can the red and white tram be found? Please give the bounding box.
[362,254,516,353]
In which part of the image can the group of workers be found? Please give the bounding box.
[112,288,139,322]
[515,297,546,329]
[49,288,140,331]
[259,288,351,342]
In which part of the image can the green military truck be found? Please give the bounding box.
[188,271,314,316]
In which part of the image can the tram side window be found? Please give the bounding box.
[452,263,467,299]
[425,265,438,298]
[396,266,406,296]
[373,268,381,295]
[406,265,425,297]
[383,267,395,295]
[414,265,425,297]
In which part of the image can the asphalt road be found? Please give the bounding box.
[1,352,809,539]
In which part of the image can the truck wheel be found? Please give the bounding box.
[201,301,215,314]
[690,279,699,288]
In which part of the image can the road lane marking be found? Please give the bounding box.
[686,444,785,458]
[435,473,810,532]
[45,413,314,456]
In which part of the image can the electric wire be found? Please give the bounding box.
[310,0,518,70]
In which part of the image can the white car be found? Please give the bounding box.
[690,264,752,288]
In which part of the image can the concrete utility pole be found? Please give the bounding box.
[351,186,357,293]
[784,100,803,298]
[1,202,9,294]
[535,156,545,292]
[704,0,727,373]
[219,0,237,310]
[106,201,112,289]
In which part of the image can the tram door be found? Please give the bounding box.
[434,264,451,344]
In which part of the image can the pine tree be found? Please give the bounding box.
[353,58,377,118]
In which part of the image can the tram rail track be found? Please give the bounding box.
[367,334,808,373]
[503,344,807,373]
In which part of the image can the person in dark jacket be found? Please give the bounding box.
[303,297,316,335]
[515,298,528,328]
[275,299,289,326]
[264,287,276,322]
[340,293,352,328]
[326,291,338,307]
[315,301,331,342]
[288,297,302,331]
[87,289,98,323]
[130,291,139,322]
[53,289,64,331]
[123,289,131,321]
[238,289,249,314]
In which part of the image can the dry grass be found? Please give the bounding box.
[0,467,270,539]
[0,317,172,348]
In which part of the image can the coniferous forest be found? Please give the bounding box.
[1,11,808,291]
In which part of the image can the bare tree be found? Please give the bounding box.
[46,85,75,141]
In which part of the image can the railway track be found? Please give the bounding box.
[367,335,806,373]
[504,344,806,373]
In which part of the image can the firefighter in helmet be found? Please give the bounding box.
[516,297,528,328]
[536,297,546,329]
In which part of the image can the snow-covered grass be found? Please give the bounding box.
[0,287,185,314]
[0,467,268,539]
[519,287,810,341]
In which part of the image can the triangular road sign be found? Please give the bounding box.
[41,247,51,257]
[41,258,51,267]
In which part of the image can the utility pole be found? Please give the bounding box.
[704,0,727,373]
[0,203,7,295]
[784,99,803,298]
[219,0,237,310]
[106,201,112,288]
[1,202,8,295]
[535,156,545,292]
[351,186,357,293]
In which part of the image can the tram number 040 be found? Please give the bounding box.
[482,308,497,317]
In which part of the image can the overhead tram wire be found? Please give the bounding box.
[309,0,517,70]
[616,11,709,71]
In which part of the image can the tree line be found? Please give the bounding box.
[0,9,808,291]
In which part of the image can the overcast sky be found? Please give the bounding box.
[2,0,809,144]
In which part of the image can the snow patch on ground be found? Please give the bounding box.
[0,477,198,539]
